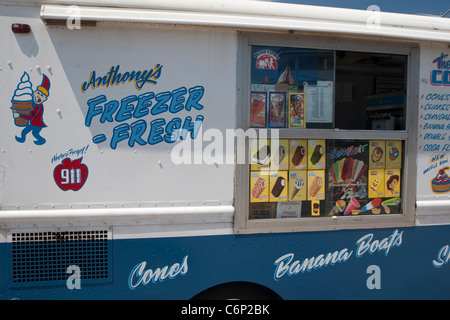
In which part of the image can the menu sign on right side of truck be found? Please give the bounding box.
[417,47,450,198]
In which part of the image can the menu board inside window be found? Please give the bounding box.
[249,139,403,219]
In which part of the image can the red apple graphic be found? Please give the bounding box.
[54,157,88,191]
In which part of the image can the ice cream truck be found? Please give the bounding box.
[1,0,450,301]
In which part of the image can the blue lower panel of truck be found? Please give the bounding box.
[1,225,450,299]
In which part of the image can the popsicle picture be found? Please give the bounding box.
[361,198,382,212]
[268,92,286,128]
[250,92,267,127]
[381,197,401,213]
[344,197,360,215]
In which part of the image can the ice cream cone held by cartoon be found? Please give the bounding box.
[12,73,50,145]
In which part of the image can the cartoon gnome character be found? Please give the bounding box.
[14,74,50,145]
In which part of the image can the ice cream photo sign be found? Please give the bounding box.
[249,138,403,219]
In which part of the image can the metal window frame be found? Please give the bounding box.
[234,33,419,234]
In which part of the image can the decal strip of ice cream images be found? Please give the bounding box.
[11,72,50,145]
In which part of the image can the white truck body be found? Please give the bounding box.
[1,0,450,300]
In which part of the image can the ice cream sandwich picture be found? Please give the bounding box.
[252,145,271,165]
[250,140,271,171]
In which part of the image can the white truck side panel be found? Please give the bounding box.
[0,5,237,210]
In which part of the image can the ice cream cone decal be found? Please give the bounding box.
[291,177,304,200]
[329,200,346,216]
[11,72,50,145]
[11,72,33,127]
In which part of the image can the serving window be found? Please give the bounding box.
[250,45,407,130]
[235,36,417,233]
